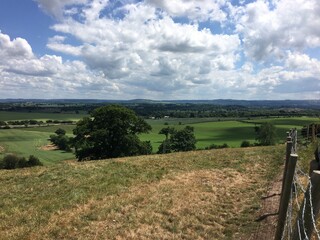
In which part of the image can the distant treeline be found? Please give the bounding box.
[0,119,75,127]
[1,101,320,119]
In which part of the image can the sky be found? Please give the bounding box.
[0,0,319,100]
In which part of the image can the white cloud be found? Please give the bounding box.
[1,0,320,100]
[34,0,88,19]
[0,32,120,98]
[0,32,33,61]
[47,35,82,56]
[146,0,227,23]
[48,2,240,89]
[234,0,320,61]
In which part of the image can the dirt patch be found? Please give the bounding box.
[247,172,283,240]
[33,169,257,239]
[38,144,58,151]
[0,145,5,153]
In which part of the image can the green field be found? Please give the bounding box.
[0,129,74,165]
[0,114,319,164]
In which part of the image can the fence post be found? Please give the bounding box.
[280,136,293,204]
[292,170,320,240]
[275,154,298,240]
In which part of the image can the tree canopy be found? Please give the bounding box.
[255,122,277,146]
[72,105,152,161]
[158,126,196,153]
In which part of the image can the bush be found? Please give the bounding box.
[2,154,20,169]
[17,157,27,168]
[205,143,229,150]
[27,155,43,167]
[240,140,251,148]
[157,139,172,154]
[0,154,42,169]
[50,132,71,152]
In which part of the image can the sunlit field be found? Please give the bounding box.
[0,113,318,164]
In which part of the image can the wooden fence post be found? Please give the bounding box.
[275,154,298,240]
[292,170,320,240]
[280,137,293,204]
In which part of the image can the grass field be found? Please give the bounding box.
[0,129,74,165]
[0,114,319,164]
[142,116,320,150]
[0,145,290,239]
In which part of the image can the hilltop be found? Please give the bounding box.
[0,145,291,239]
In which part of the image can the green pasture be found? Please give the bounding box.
[143,116,320,150]
[0,115,319,164]
[0,129,74,165]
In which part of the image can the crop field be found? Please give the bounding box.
[0,113,319,164]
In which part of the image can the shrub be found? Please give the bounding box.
[0,154,42,169]
[2,154,20,169]
[17,157,27,168]
[157,139,172,154]
[27,155,43,167]
[205,143,229,150]
[241,140,251,148]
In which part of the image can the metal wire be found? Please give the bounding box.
[279,129,320,240]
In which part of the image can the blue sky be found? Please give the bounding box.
[0,0,319,100]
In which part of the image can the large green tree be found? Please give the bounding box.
[255,122,277,146]
[72,105,152,161]
[158,126,196,153]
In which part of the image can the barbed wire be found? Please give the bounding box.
[280,129,320,240]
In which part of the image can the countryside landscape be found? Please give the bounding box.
[0,99,320,239]
[1,0,320,239]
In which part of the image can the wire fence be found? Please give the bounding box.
[276,129,320,240]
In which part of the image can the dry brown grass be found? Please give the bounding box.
[38,144,58,151]
[0,146,285,240]
[33,169,256,240]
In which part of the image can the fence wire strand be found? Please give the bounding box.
[279,129,320,240]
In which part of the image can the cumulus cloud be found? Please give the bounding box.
[47,35,82,56]
[47,1,240,94]
[1,0,320,99]
[234,0,320,61]
[34,0,88,19]
[0,31,119,98]
[0,32,33,61]
[146,0,227,23]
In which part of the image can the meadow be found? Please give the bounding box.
[0,145,288,239]
[0,111,319,164]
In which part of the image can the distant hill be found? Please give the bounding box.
[1,98,320,108]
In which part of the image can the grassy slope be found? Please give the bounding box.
[0,146,286,240]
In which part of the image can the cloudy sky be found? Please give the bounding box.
[0,0,319,100]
